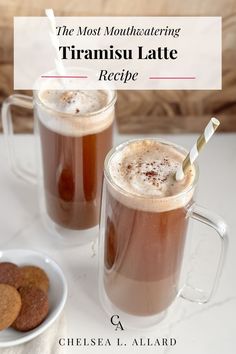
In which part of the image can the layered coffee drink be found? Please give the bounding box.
[103,139,195,316]
[35,89,115,230]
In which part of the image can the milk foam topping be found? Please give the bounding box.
[36,90,115,136]
[107,140,196,212]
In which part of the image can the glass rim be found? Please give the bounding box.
[104,138,199,202]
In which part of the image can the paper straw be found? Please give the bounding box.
[175,117,220,181]
[45,9,66,77]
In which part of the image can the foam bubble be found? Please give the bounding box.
[107,140,196,212]
[35,89,115,137]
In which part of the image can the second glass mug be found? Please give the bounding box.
[99,138,228,328]
[2,85,117,244]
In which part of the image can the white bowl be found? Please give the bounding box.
[0,249,67,347]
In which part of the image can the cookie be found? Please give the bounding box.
[0,284,22,331]
[0,262,23,289]
[12,286,49,332]
[20,266,49,293]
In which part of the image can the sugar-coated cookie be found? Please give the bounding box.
[0,262,23,289]
[12,286,49,332]
[20,265,49,293]
[0,284,22,331]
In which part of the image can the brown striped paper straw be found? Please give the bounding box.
[175,117,220,181]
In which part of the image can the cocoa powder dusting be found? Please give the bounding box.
[123,157,176,189]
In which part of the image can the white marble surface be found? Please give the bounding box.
[0,133,235,354]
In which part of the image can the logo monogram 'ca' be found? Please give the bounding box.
[110,315,124,331]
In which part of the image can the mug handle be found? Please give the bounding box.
[1,94,36,184]
[180,204,228,303]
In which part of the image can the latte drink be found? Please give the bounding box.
[103,139,195,316]
[35,90,115,230]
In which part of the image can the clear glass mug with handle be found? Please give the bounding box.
[2,76,117,244]
[98,138,228,328]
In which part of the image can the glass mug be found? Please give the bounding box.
[99,138,228,328]
[2,86,116,244]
